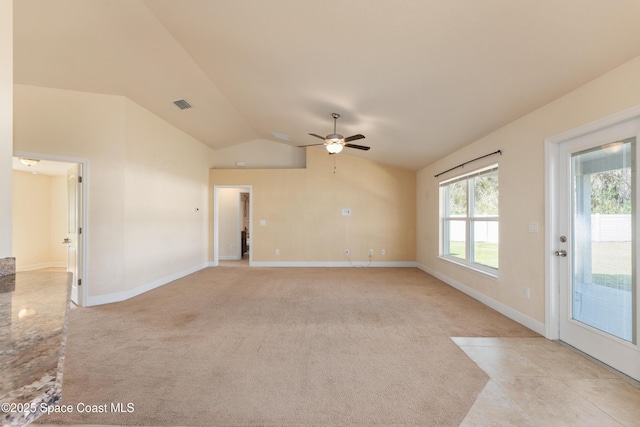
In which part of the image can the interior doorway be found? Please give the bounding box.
[12,151,87,306]
[240,192,250,260]
[213,185,252,267]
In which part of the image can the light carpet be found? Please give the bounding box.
[38,267,538,426]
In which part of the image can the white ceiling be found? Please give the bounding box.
[12,157,76,176]
[13,0,640,170]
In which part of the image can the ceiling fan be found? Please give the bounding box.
[299,113,370,154]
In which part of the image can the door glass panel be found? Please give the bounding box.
[571,138,635,343]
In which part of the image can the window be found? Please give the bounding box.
[440,165,498,275]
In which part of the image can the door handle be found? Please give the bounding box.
[62,238,71,244]
[554,250,567,257]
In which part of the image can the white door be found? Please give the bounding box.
[556,119,640,380]
[67,164,83,306]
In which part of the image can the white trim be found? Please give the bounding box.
[438,255,499,280]
[545,103,640,340]
[544,139,561,340]
[219,255,242,261]
[418,263,546,335]
[13,150,89,307]
[439,163,499,186]
[213,185,253,267]
[16,261,66,272]
[13,150,88,167]
[546,104,640,145]
[84,263,208,306]
[248,261,417,268]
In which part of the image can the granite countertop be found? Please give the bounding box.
[0,270,71,427]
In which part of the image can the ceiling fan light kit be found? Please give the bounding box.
[19,158,40,167]
[299,113,370,155]
[326,143,344,154]
[326,138,344,154]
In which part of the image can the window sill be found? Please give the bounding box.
[439,256,499,281]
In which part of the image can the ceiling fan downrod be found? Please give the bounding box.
[332,112,340,134]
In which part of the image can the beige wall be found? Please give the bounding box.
[14,85,215,304]
[417,54,640,326]
[122,99,212,290]
[214,138,306,169]
[211,148,416,264]
[12,171,66,270]
[0,0,12,258]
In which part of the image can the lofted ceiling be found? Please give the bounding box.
[13,0,640,170]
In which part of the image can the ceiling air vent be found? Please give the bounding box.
[173,99,192,110]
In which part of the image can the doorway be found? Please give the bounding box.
[12,151,87,306]
[240,192,250,260]
[546,109,640,381]
[213,185,252,266]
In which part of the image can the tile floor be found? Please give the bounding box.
[455,337,640,426]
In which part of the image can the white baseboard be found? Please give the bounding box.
[249,261,417,268]
[85,263,208,307]
[16,262,66,272]
[219,255,242,260]
[417,263,546,335]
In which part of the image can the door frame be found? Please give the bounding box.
[13,150,89,306]
[545,104,640,340]
[212,185,253,266]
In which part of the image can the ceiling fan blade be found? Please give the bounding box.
[345,143,371,151]
[309,133,327,140]
[344,134,365,142]
[298,143,326,148]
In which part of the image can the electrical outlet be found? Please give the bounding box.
[345,249,350,255]
[275,249,279,256]
[524,288,530,299]
[369,249,374,256]
[381,249,386,255]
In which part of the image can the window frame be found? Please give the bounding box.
[439,164,499,277]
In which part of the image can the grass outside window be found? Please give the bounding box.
[449,241,498,270]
